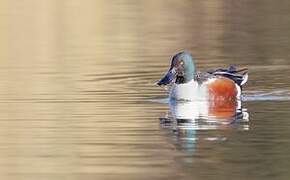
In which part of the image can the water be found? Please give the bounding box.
[1,0,290,179]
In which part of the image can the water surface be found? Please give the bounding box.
[1,0,290,180]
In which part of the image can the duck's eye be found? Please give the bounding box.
[180,61,184,65]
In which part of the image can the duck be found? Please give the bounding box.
[157,51,248,101]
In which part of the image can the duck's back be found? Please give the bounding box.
[207,65,248,87]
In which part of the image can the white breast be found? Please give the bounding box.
[169,80,208,101]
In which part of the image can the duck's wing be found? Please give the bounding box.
[207,65,248,87]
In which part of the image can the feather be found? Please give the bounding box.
[207,66,248,87]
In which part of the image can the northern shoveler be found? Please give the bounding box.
[157,51,248,101]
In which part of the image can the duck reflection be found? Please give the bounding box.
[160,99,249,154]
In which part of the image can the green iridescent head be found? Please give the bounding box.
[157,51,195,85]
